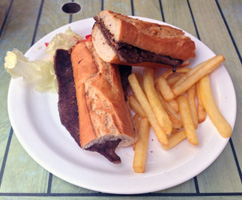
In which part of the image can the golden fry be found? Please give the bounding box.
[177,95,198,145]
[172,55,225,96]
[134,73,144,91]
[133,113,140,132]
[187,85,198,129]
[133,118,150,173]
[198,75,232,138]
[128,73,168,145]
[167,74,185,87]
[162,68,191,79]
[157,92,182,126]
[173,59,212,87]
[143,68,172,135]
[155,83,179,113]
[172,121,183,130]
[162,130,186,150]
[129,95,146,118]
[196,82,206,123]
[168,99,179,113]
[132,114,140,150]
[157,75,175,101]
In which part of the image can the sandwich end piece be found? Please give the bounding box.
[86,139,122,164]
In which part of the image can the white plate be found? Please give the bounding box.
[8,17,237,194]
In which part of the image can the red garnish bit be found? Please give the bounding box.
[85,34,92,40]
[82,34,92,43]
[45,42,49,47]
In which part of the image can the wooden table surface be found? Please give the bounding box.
[0,0,242,199]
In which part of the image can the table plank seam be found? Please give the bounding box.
[0,128,13,188]
[31,0,45,46]
[193,177,200,193]
[216,0,242,65]
[131,0,134,16]
[187,0,200,39]
[0,192,242,197]
[101,0,104,11]
[69,14,73,24]
[229,139,242,183]
[0,0,14,38]
[47,173,53,194]
[158,0,165,21]
[68,0,75,23]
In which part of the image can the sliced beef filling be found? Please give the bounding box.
[54,49,131,163]
[94,18,183,71]
[119,65,132,99]
[54,49,80,146]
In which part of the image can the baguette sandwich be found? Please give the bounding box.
[54,41,136,164]
[92,10,196,71]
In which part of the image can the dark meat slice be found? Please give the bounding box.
[87,139,121,164]
[119,65,132,99]
[54,49,132,163]
[54,49,80,146]
[116,43,183,70]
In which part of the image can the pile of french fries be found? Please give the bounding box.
[128,55,232,173]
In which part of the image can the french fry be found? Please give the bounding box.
[168,99,179,113]
[187,85,198,129]
[162,68,191,79]
[134,73,144,91]
[198,75,232,138]
[155,83,179,113]
[167,74,184,87]
[157,75,175,101]
[143,68,173,135]
[173,58,213,87]
[172,121,183,130]
[132,114,140,150]
[157,92,182,125]
[162,130,187,150]
[133,114,140,133]
[196,82,206,123]
[128,73,168,145]
[133,118,150,173]
[128,95,146,118]
[172,55,225,97]
[177,95,198,145]
[170,128,178,135]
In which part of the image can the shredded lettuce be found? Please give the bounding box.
[45,27,83,55]
[4,49,57,93]
[4,27,83,93]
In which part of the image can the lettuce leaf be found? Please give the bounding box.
[4,49,57,93]
[4,27,83,93]
[45,27,83,55]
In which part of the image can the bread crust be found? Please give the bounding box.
[95,10,196,61]
[71,42,135,149]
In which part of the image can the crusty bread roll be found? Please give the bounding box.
[71,41,136,163]
[92,10,196,69]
